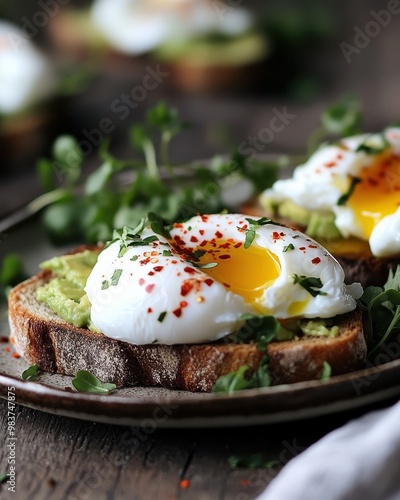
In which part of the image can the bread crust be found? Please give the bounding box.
[9,269,366,393]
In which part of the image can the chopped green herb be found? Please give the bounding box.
[244,229,256,249]
[337,176,362,206]
[130,255,139,261]
[321,361,332,380]
[228,454,280,469]
[191,249,206,261]
[291,274,328,297]
[22,364,40,381]
[283,243,295,252]
[195,262,218,269]
[292,235,300,239]
[157,311,167,323]
[111,269,123,286]
[355,134,390,155]
[101,280,110,290]
[162,249,172,257]
[72,370,117,394]
[243,217,283,249]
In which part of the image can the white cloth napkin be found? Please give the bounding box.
[257,401,400,500]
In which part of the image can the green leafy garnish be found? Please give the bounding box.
[148,212,171,239]
[337,176,362,206]
[30,101,280,245]
[212,356,271,393]
[101,280,110,290]
[228,454,280,469]
[243,217,278,249]
[22,364,40,381]
[283,243,295,252]
[0,474,9,484]
[291,274,327,297]
[236,314,279,350]
[358,266,400,358]
[321,95,362,137]
[355,134,390,155]
[162,250,172,257]
[157,311,167,323]
[111,269,123,286]
[320,361,332,380]
[0,254,27,301]
[72,370,117,394]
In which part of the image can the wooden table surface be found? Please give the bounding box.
[0,396,397,500]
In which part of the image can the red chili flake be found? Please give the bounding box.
[171,260,178,264]
[272,231,280,240]
[0,336,8,343]
[299,247,306,251]
[173,308,182,318]
[148,271,155,276]
[215,230,223,238]
[181,280,194,296]
[205,279,214,287]
[140,257,151,266]
[139,278,145,286]
[180,301,188,308]
[200,240,208,247]
[147,308,153,313]
[201,215,208,222]
[234,242,242,248]
[145,284,155,293]
[324,161,336,168]
[336,153,343,160]
[240,479,250,487]
[199,229,205,235]
[174,223,183,228]
[12,352,20,359]
[280,232,286,236]
[180,479,190,489]
[308,245,318,248]
[184,266,197,274]
[173,235,186,246]
[219,254,231,260]
[153,266,164,272]
[219,242,231,249]
[312,257,321,264]
[4,346,10,352]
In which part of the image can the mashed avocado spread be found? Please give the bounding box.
[36,250,98,329]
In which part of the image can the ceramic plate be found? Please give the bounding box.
[1,217,400,428]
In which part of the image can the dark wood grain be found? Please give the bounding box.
[0,397,397,500]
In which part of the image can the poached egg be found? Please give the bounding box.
[263,128,400,258]
[85,214,361,345]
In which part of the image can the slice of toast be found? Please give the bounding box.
[8,268,366,392]
[240,200,400,288]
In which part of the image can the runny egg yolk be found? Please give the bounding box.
[348,152,400,238]
[195,239,281,308]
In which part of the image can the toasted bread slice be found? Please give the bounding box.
[8,267,366,392]
[240,200,399,288]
